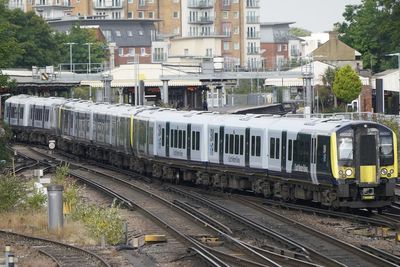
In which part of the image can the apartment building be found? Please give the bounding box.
[9,0,261,69]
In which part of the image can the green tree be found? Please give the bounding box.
[336,0,400,72]
[57,25,108,70]
[289,27,311,37]
[321,67,338,108]
[0,1,22,68]
[7,9,61,68]
[333,65,362,103]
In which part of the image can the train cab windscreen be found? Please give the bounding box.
[379,133,394,166]
[338,135,353,166]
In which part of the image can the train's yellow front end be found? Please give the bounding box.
[331,123,397,209]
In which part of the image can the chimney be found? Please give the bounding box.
[329,31,339,40]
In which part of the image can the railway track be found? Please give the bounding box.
[17,146,325,267]
[0,229,109,267]
[233,197,400,230]
[165,186,397,267]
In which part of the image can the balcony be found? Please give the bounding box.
[246,0,259,8]
[246,16,259,24]
[246,31,260,39]
[247,47,260,54]
[188,0,214,9]
[221,0,231,10]
[94,0,122,9]
[152,52,167,63]
[188,16,214,24]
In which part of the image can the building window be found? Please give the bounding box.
[128,0,132,3]
[148,11,154,18]
[223,11,228,19]
[127,12,133,18]
[129,48,135,55]
[138,30,143,35]
[103,30,112,41]
[118,48,124,56]
[138,11,144,18]
[173,11,179,18]
[138,0,145,6]
[115,30,121,37]
[184,49,189,56]
[223,42,229,50]
[234,11,239,19]
[277,44,282,52]
[206,48,212,57]
[233,27,239,34]
[141,47,146,55]
[234,42,239,50]
[174,27,180,34]
[127,30,133,36]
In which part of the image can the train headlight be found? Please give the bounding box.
[390,169,394,174]
[381,168,388,175]
[345,169,352,176]
[339,170,343,175]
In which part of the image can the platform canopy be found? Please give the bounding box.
[81,64,202,88]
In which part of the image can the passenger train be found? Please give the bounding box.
[4,95,398,209]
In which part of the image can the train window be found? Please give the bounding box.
[214,133,218,152]
[251,136,255,156]
[270,138,275,159]
[256,136,261,157]
[240,135,244,155]
[338,137,353,161]
[192,132,196,150]
[170,129,174,147]
[225,134,229,153]
[174,130,178,148]
[234,135,239,155]
[178,130,182,149]
[183,131,186,149]
[288,140,292,161]
[162,128,165,146]
[147,126,153,145]
[379,135,394,166]
[196,132,200,150]
[360,135,376,165]
[276,138,280,159]
[229,134,234,154]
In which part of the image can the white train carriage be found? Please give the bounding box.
[4,95,31,127]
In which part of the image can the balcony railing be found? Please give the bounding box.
[188,0,214,9]
[246,31,260,39]
[188,16,214,24]
[246,16,259,24]
[247,47,260,54]
[246,0,259,8]
[152,52,167,63]
[93,4,123,9]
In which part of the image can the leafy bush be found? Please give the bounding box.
[53,163,70,185]
[72,201,124,245]
[25,188,47,210]
[0,175,26,212]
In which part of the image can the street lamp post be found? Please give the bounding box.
[65,42,76,72]
[0,93,11,121]
[387,53,400,114]
[85,42,93,73]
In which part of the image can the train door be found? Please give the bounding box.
[209,126,220,164]
[249,129,263,169]
[281,131,287,173]
[355,128,379,185]
[310,134,318,184]
[268,130,281,172]
[286,132,296,173]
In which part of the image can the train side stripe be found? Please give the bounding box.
[330,132,339,179]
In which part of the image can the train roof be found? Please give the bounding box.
[5,95,389,135]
